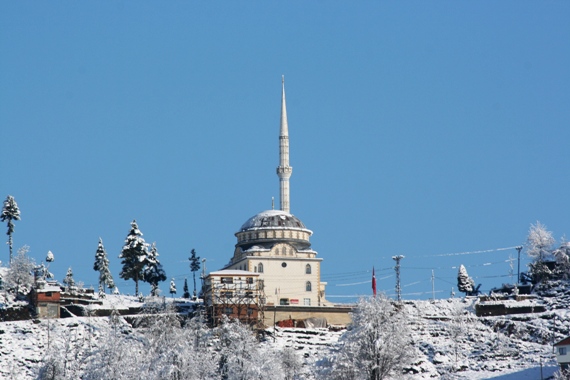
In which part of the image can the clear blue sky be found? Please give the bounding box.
[1,2,569,301]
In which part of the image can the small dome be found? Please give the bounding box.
[240,210,307,231]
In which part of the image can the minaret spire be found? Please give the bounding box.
[276,76,293,213]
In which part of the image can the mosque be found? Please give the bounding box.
[204,78,350,326]
[222,77,328,308]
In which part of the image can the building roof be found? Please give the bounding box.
[208,270,259,277]
[555,337,570,347]
[239,210,309,232]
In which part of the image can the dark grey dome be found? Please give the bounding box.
[240,210,307,231]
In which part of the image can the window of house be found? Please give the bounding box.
[304,298,311,306]
[245,291,254,298]
[280,298,289,305]
[258,263,264,273]
[247,308,254,315]
[305,264,311,274]
[222,291,233,299]
[560,347,567,355]
[45,292,53,297]
[246,277,253,284]
[306,281,312,292]
[224,307,233,315]
[221,277,233,284]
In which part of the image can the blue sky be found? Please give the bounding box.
[1,2,569,301]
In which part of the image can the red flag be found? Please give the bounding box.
[372,267,377,297]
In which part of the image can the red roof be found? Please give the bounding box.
[554,337,570,346]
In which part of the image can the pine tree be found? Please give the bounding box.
[143,242,167,297]
[189,249,200,297]
[46,250,54,262]
[1,195,21,264]
[183,278,190,299]
[169,278,177,297]
[119,220,149,296]
[457,264,475,295]
[94,238,115,294]
[63,267,75,291]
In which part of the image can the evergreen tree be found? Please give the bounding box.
[1,195,21,264]
[183,278,190,299]
[457,264,475,295]
[63,267,75,291]
[169,278,177,297]
[189,249,200,297]
[143,242,167,297]
[119,220,149,296]
[45,250,54,262]
[94,238,115,294]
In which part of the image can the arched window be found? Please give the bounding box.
[258,263,264,273]
[305,264,312,274]
[282,247,287,256]
[306,281,312,292]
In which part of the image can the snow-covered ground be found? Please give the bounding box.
[0,293,565,379]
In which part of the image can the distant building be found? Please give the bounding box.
[31,281,61,319]
[203,270,261,326]
[222,78,328,309]
[554,337,570,371]
[216,78,351,327]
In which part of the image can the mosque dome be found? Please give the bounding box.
[239,209,308,231]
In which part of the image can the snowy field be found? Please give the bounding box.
[0,293,564,379]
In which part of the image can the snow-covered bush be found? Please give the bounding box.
[319,294,413,380]
[4,245,35,295]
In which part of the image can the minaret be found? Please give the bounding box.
[276,76,293,213]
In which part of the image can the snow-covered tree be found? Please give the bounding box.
[1,195,21,264]
[553,237,570,279]
[119,220,149,296]
[527,221,555,261]
[63,267,75,291]
[457,264,475,295]
[189,248,200,297]
[169,278,177,297]
[5,245,35,295]
[93,238,115,294]
[142,242,166,297]
[46,250,54,262]
[33,263,54,282]
[215,317,281,380]
[321,294,413,380]
[183,278,190,299]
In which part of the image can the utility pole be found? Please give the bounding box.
[516,246,523,285]
[392,255,404,302]
[431,270,435,301]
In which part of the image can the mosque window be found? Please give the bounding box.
[306,281,312,292]
[258,263,264,273]
[282,247,287,256]
[306,264,312,274]
[304,298,311,306]
[282,262,287,268]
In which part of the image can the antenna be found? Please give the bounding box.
[392,255,404,302]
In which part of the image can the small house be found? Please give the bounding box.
[31,281,61,319]
[554,337,570,371]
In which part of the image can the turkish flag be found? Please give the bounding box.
[372,267,377,297]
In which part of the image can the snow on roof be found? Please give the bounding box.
[208,270,259,276]
[239,209,312,233]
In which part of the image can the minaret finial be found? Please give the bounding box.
[276,76,292,213]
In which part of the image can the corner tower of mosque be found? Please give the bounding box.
[223,77,328,307]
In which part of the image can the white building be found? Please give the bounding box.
[222,77,329,308]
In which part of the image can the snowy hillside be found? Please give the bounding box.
[0,294,564,379]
